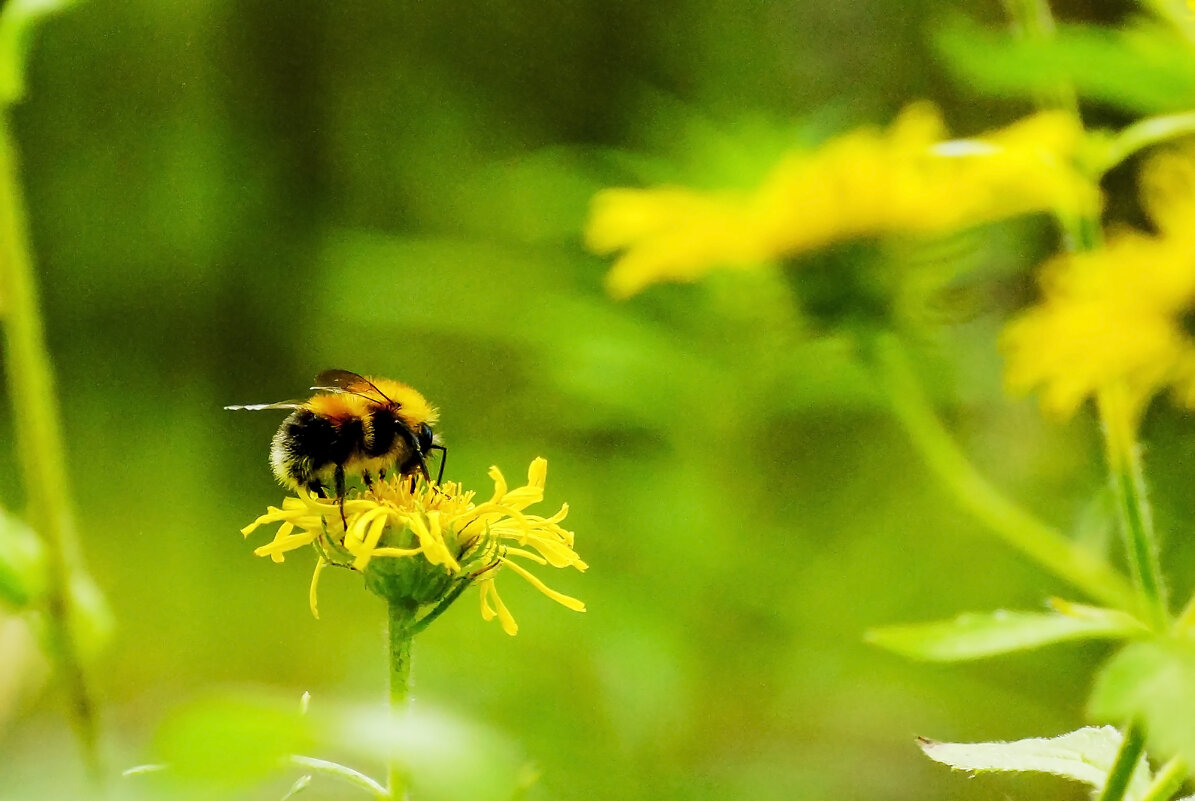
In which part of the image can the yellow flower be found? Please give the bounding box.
[585,104,1098,298]
[241,458,586,636]
[1002,144,1195,445]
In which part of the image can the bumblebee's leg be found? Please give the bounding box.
[429,444,448,484]
[362,470,374,490]
[334,465,347,529]
[378,468,386,481]
[308,480,326,498]
[407,461,427,493]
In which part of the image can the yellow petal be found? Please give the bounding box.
[500,558,586,612]
[309,558,326,619]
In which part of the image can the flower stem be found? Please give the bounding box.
[870,333,1134,610]
[1138,756,1189,801]
[1001,0,1102,255]
[1002,0,1169,628]
[1001,0,1078,112]
[0,107,103,783]
[1097,723,1147,801]
[387,600,415,801]
[1100,390,1169,630]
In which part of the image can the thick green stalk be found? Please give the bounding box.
[1097,724,1147,801]
[870,333,1134,610]
[0,109,102,781]
[387,600,415,801]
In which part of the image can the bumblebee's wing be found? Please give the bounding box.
[312,369,393,403]
[224,400,306,411]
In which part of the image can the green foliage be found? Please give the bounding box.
[867,604,1144,662]
[330,705,531,801]
[919,726,1154,800]
[0,0,80,104]
[1091,639,1195,769]
[147,692,315,794]
[935,17,1195,114]
[132,692,531,801]
[0,504,45,607]
[4,0,1195,800]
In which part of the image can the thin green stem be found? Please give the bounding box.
[1138,757,1189,801]
[1097,724,1147,801]
[1002,0,1106,253]
[1107,441,1170,630]
[1001,0,1078,113]
[387,600,415,801]
[0,110,102,782]
[1096,112,1195,175]
[870,333,1134,610]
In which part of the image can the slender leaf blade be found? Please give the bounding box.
[867,607,1140,662]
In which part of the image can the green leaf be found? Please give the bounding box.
[0,506,46,608]
[866,606,1143,662]
[934,17,1195,114]
[147,691,314,794]
[1091,639,1195,767]
[0,0,81,104]
[329,703,531,801]
[920,726,1153,800]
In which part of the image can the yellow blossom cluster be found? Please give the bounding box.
[242,458,586,635]
[585,104,1098,298]
[1002,144,1195,432]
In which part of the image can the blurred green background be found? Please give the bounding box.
[2,0,1191,799]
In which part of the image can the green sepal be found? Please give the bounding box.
[866,604,1144,662]
[360,521,452,606]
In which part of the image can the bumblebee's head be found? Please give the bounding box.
[417,422,435,455]
[415,422,447,484]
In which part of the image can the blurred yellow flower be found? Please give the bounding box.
[241,458,586,636]
[585,104,1098,298]
[1002,144,1195,441]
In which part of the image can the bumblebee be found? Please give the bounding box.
[226,370,446,506]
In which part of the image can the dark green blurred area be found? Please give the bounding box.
[3,0,1192,799]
